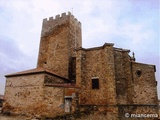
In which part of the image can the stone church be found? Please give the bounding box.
[2,12,158,119]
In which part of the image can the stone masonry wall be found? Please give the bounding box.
[114,50,128,104]
[118,105,158,119]
[3,74,45,115]
[44,73,68,85]
[37,12,82,80]
[76,44,118,117]
[114,49,133,104]
[132,62,158,104]
[3,72,79,117]
[37,23,70,78]
[76,44,118,119]
[115,58,158,118]
[43,86,79,117]
[42,87,64,117]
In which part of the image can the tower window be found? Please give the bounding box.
[136,69,142,77]
[92,78,99,89]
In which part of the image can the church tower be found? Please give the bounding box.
[37,12,82,81]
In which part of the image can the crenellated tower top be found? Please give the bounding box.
[41,12,81,37]
[37,12,82,80]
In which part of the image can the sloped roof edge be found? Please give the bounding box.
[5,67,69,81]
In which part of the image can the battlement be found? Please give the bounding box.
[41,12,81,37]
[43,12,81,27]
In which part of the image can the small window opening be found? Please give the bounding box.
[136,69,142,77]
[44,62,47,64]
[92,78,99,89]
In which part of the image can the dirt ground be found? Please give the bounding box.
[0,107,30,120]
[0,107,159,120]
[0,114,30,120]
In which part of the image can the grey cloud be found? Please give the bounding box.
[0,36,24,60]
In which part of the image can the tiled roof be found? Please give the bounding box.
[5,67,69,81]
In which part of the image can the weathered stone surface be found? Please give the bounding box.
[76,45,117,106]
[3,71,79,117]
[132,62,158,104]
[37,12,82,79]
[3,74,45,115]
[2,12,158,120]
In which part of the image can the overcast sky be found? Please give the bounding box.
[0,0,159,97]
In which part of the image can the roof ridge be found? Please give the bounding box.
[5,68,69,80]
